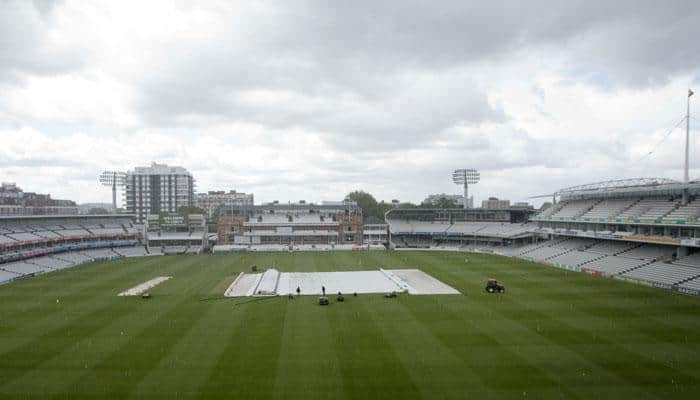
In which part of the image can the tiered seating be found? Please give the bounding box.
[618,245,675,260]
[617,198,663,219]
[506,242,548,256]
[635,199,678,220]
[679,276,700,291]
[80,249,118,259]
[548,250,603,267]
[1,261,46,275]
[582,256,649,275]
[33,230,61,239]
[30,256,74,270]
[535,202,565,219]
[0,269,20,284]
[447,222,485,235]
[521,246,570,262]
[6,232,42,241]
[90,227,126,235]
[474,223,532,237]
[0,235,16,244]
[673,252,700,267]
[622,262,700,285]
[581,198,637,219]
[113,246,149,257]
[549,200,598,219]
[54,252,93,264]
[664,199,700,221]
[587,241,639,255]
[551,238,595,250]
[58,228,91,237]
[411,221,450,234]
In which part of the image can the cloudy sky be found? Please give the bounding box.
[1,0,699,207]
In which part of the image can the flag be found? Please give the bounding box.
[690,89,695,97]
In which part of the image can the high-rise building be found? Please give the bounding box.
[124,163,195,222]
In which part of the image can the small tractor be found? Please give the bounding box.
[485,279,505,293]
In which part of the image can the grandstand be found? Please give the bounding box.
[0,214,148,285]
[386,207,535,249]
[519,178,700,295]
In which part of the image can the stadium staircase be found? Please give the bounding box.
[578,200,602,217]
[613,198,642,219]
[575,253,609,267]
[615,260,654,275]
[612,243,642,256]
[676,272,700,285]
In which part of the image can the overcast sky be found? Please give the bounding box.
[1,0,699,207]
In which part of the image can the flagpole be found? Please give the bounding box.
[685,89,693,183]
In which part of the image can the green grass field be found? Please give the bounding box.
[1,251,699,399]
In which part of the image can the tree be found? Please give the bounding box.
[422,196,460,209]
[346,191,418,221]
[87,207,109,215]
[346,191,380,219]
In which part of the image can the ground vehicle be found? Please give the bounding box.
[485,279,505,293]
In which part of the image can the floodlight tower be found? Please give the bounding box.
[452,169,480,209]
[99,170,127,210]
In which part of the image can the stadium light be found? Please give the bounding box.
[99,170,127,210]
[452,169,480,209]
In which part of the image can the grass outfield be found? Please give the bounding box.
[1,251,699,399]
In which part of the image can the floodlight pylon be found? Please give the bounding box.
[452,169,480,209]
[99,171,126,210]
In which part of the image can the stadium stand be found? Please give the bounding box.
[0,215,152,284]
[679,276,700,291]
[2,261,46,276]
[622,262,700,286]
[548,250,604,267]
[549,200,599,218]
[664,198,700,221]
[113,246,149,257]
[586,240,639,255]
[580,198,637,219]
[618,245,675,260]
[581,255,650,275]
[525,178,700,294]
[387,208,535,250]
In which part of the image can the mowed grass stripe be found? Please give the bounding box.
[195,297,288,399]
[0,257,178,367]
[489,286,699,394]
[363,294,488,399]
[403,253,663,398]
[0,256,214,398]
[269,249,345,399]
[54,256,220,399]
[327,296,422,399]
[271,297,345,400]
[436,285,663,399]
[397,294,584,399]
[0,256,167,329]
[1,251,699,399]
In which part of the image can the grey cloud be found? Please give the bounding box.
[126,1,699,149]
[0,1,83,83]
